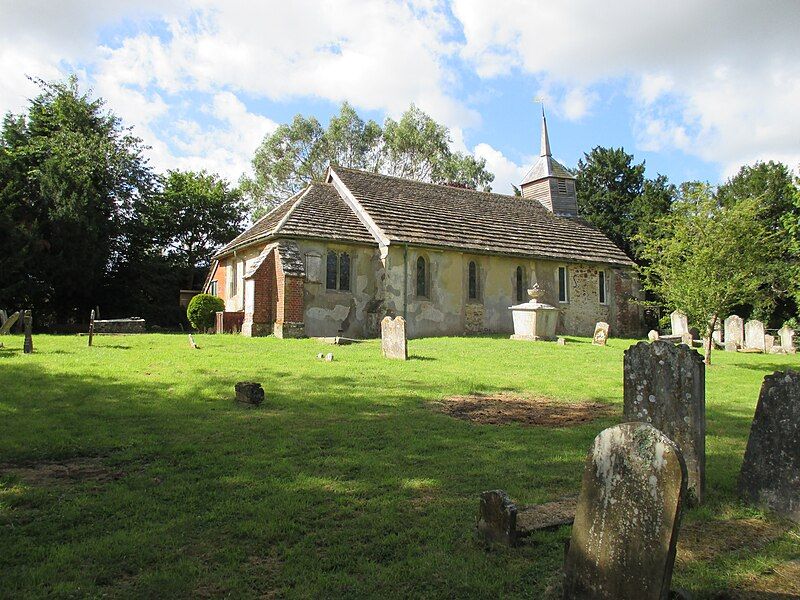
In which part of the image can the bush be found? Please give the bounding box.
[187,294,224,332]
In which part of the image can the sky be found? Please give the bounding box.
[2,0,799,196]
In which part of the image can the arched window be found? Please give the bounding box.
[516,266,525,302]
[326,251,338,290]
[416,256,427,297]
[468,261,478,300]
[339,252,350,291]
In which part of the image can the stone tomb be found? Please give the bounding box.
[563,423,687,600]
[738,370,800,523]
[744,319,766,351]
[381,316,408,360]
[670,310,689,336]
[724,315,744,349]
[623,340,705,503]
[592,321,609,346]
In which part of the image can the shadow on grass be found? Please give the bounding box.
[409,355,436,361]
[732,363,798,374]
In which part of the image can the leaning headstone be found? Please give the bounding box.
[738,370,800,523]
[235,382,264,406]
[724,315,744,348]
[648,330,659,342]
[744,320,766,351]
[381,316,408,360]
[778,326,796,354]
[476,490,518,546]
[0,311,19,335]
[563,423,687,600]
[22,310,33,354]
[624,340,705,503]
[670,310,689,336]
[592,321,609,346]
[188,334,198,349]
[764,334,775,353]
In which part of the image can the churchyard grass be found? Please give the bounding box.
[1,334,798,598]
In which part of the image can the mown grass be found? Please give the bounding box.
[0,333,798,598]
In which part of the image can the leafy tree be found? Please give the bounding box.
[186,293,224,331]
[637,183,779,365]
[244,103,493,214]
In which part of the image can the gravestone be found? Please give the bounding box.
[724,315,744,348]
[778,326,796,354]
[744,320,766,351]
[557,336,567,346]
[325,353,334,362]
[670,310,689,336]
[22,310,33,354]
[711,318,723,344]
[235,382,264,406]
[724,340,738,353]
[563,423,687,600]
[680,332,693,347]
[0,309,6,324]
[764,334,775,353]
[592,322,609,346]
[188,334,198,349]
[476,490,518,546]
[88,309,95,347]
[738,370,800,523]
[624,340,705,503]
[0,311,20,335]
[381,316,408,360]
[648,330,659,342]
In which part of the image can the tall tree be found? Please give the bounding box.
[637,183,779,365]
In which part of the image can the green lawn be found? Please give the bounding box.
[1,334,798,598]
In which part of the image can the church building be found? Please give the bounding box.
[204,113,642,339]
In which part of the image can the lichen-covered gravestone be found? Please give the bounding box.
[592,322,609,346]
[744,319,766,351]
[623,341,705,503]
[22,310,33,354]
[563,423,687,600]
[476,490,518,546]
[724,314,744,348]
[381,316,408,360]
[670,310,688,336]
[235,382,264,406]
[738,370,800,523]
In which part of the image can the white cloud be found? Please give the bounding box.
[473,142,529,195]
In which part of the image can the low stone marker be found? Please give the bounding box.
[381,316,408,360]
[188,334,198,349]
[592,321,609,346]
[476,491,577,547]
[744,319,766,351]
[0,311,20,335]
[724,314,744,348]
[648,330,659,342]
[557,336,567,346]
[778,326,796,354]
[680,332,693,347]
[624,340,705,503]
[563,422,687,600]
[738,370,800,523]
[235,382,264,406]
[670,310,689,336]
[724,340,738,352]
[22,310,33,354]
[764,334,775,353]
[325,353,334,362]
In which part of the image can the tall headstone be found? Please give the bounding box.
[724,315,744,348]
[670,310,689,336]
[0,311,19,335]
[381,316,408,360]
[744,320,766,351]
[624,340,705,503]
[711,317,723,344]
[738,370,800,523]
[22,310,33,354]
[563,423,687,600]
[778,326,796,354]
[592,321,609,346]
[87,309,95,347]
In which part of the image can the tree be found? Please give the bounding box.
[139,170,247,288]
[637,183,779,365]
[244,103,494,215]
[0,76,155,324]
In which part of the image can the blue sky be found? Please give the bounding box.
[2,1,798,195]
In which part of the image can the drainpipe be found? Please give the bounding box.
[403,244,408,321]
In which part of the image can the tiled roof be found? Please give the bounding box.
[245,241,305,278]
[331,166,633,267]
[214,183,375,258]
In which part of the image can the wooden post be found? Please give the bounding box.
[88,309,95,347]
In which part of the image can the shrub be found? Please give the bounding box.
[187,294,224,332]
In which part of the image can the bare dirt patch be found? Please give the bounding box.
[0,457,124,486]
[431,393,616,427]
[677,518,791,564]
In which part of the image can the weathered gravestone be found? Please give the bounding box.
[778,326,796,354]
[87,309,95,347]
[764,334,775,353]
[381,316,408,360]
[563,423,687,600]
[711,318,723,344]
[738,370,800,523]
[235,382,264,406]
[623,340,705,503]
[724,340,738,353]
[0,311,20,335]
[592,321,609,346]
[724,315,744,349]
[670,310,688,336]
[476,490,518,546]
[744,319,766,351]
[648,330,659,342]
[680,332,693,347]
[22,310,33,354]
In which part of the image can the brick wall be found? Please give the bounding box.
[210,260,227,301]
